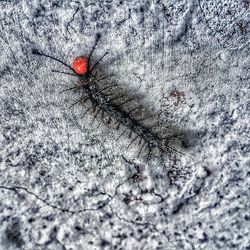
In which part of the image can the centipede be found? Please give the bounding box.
[32,34,182,162]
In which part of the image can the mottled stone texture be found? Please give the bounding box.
[0,0,249,249]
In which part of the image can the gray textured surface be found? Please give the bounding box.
[0,0,249,249]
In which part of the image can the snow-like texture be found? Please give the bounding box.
[0,0,249,249]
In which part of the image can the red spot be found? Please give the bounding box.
[72,56,89,75]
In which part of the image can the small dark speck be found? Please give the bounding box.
[39,170,46,176]
[28,217,35,223]
[52,1,60,7]
[140,6,145,12]
[246,102,250,111]
[219,236,226,242]
[96,32,101,40]
[43,215,54,221]
[5,218,24,247]
[100,239,110,247]
[237,235,243,240]
[74,225,85,234]
[200,233,208,243]
[74,225,81,231]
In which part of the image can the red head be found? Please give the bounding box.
[72,56,89,75]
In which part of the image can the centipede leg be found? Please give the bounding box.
[90,52,109,72]
[128,106,141,114]
[81,107,92,118]
[87,34,101,71]
[146,147,152,162]
[69,96,89,108]
[138,142,147,158]
[92,105,97,114]
[69,99,82,109]
[104,92,114,97]
[97,111,104,128]
[116,128,127,141]
[100,110,105,119]
[91,108,101,124]
[97,74,114,83]
[120,98,134,106]
[100,85,117,92]
[116,122,121,130]
[128,130,133,138]
[59,86,79,94]
[126,135,139,149]
[138,115,154,122]
[52,70,77,76]
[81,96,90,104]
[138,137,143,145]
[109,94,123,102]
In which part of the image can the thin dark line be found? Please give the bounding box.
[32,49,76,74]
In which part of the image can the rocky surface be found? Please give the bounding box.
[0,0,249,249]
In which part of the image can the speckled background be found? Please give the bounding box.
[0,0,249,249]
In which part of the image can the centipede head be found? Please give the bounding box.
[72,56,89,75]
[32,33,102,79]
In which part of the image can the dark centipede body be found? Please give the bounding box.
[78,75,165,158]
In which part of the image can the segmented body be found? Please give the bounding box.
[79,76,164,156]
